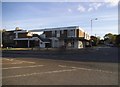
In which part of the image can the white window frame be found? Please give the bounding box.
[57,30,60,37]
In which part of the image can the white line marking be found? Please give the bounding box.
[3,65,117,79]
[58,65,67,67]
[70,66,114,74]
[3,65,116,79]
[3,65,44,70]
[2,58,14,61]
[2,58,36,64]
[11,61,35,64]
[58,65,114,74]
[2,62,35,65]
[3,69,77,79]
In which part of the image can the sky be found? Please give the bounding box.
[2,0,119,38]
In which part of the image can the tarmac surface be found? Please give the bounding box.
[2,47,119,85]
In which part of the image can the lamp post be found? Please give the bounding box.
[91,18,98,36]
[90,18,98,47]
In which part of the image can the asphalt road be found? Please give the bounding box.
[2,47,119,85]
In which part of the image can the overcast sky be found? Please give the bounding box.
[2,0,119,38]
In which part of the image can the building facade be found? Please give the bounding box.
[2,26,90,49]
[37,26,90,49]
[2,27,41,48]
[14,30,41,48]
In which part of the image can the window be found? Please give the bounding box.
[57,30,60,37]
[68,29,75,37]
[61,30,64,34]
[52,31,55,37]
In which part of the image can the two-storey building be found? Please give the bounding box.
[14,30,41,48]
[2,27,41,48]
[3,26,90,49]
[33,26,90,49]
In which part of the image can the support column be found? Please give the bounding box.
[15,41,17,47]
[28,40,30,48]
[16,33,18,38]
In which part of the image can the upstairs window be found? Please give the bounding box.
[52,30,55,37]
[68,29,75,37]
[61,30,64,34]
[56,30,60,37]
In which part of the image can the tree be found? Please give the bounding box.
[90,36,100,46]
[104,33,116,45]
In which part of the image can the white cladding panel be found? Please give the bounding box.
[57,30,60,37]
[40,42,45,48]
[78,41,83,48]
[51,37,59,48]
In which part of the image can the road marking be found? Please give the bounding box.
[58,65,114,74]
[3,65,44,70]
[2,58,36,64]
[2,58,14,61]
[2,61,35,65]
[58,65,67,68]
[71,66,114,74]
[3,68,77,79]
[3,65,116,79]
[11,61,35,64]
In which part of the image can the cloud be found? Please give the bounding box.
[89,3,102,10]
[88,7,93,12]
[95,3,102,9]
[77,5,86,12]
[104,0,119,7]
[68,8,72,12]
[86,3,103,12]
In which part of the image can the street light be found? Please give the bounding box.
[91,18,98,36]
[90,18,98,47]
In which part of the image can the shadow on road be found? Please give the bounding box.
[2,47,119,63]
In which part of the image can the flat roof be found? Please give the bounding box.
[29,26,85,32]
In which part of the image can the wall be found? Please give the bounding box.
[74,40,78,48]
[51,37,59,48]
[59,40,64,47]
[39,42,45,48]
[76,29,85,38]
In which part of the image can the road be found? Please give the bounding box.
[2,47,118,85]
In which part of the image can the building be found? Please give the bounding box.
[2,26,90,49]
[14,30,41,48]
[30,26,90,49]
[2,27,41,48]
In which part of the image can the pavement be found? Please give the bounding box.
[2,47,119,85]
